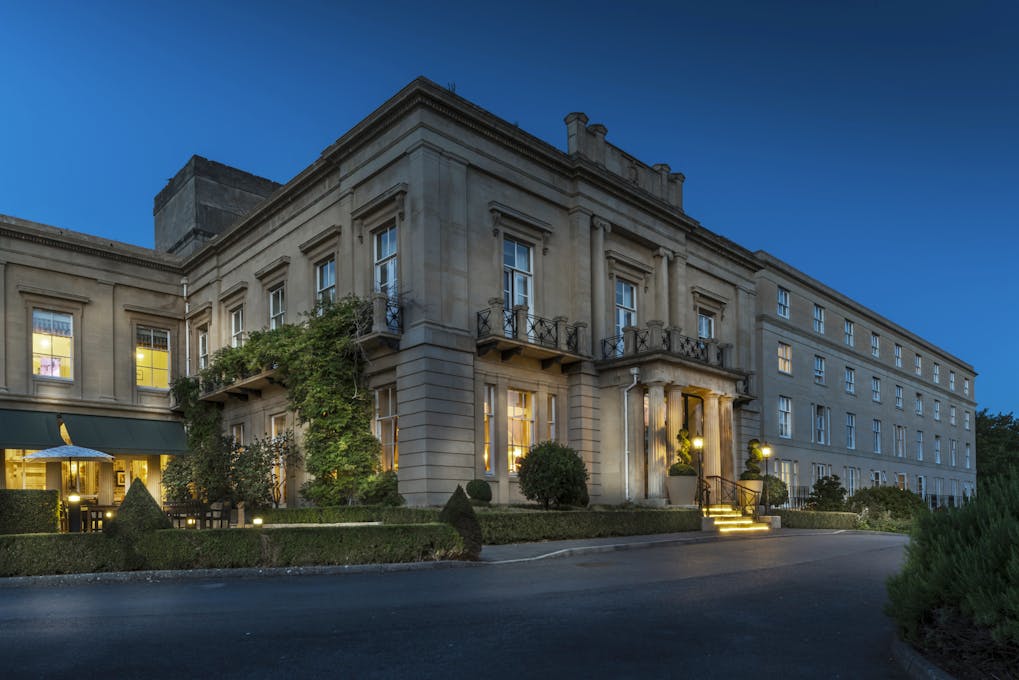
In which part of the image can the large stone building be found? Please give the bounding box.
[0,78,977,508]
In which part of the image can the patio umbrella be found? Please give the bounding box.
[24,445,114,493]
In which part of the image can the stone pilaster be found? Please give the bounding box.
[654,248,671,326]
[666,386,685,464]
[703,393,721,480]
[719,395,735,481]
[591,218,609,351]
[626,382,645,501]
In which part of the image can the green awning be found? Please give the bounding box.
[61,414,188,455]
[0,409,65,450]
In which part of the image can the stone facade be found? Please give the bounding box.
[0,77,977,508]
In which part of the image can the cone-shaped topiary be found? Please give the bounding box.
[106,478,171,537]
[438,485,482,559]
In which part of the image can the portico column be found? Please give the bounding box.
[647,382,668,500]
[666,386,685,464]
[719,395,735,481]
[703,393,722,480]
[591,218,610,354]
[653,248,671,325]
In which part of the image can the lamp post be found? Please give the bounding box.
[761,444,773,515]
[693,436,705,508]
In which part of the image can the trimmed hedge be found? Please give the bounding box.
[261,505,703,544]
[0,490,60,535]
[773,509,859,530]
[0,524,464,577]
[259,506,439,524]
[477,508,702,544]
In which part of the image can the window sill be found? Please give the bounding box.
[32,375,73,384]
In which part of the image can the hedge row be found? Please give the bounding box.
[0,524,463,577]
[259,506,439,525]
[773,509,859,529]
[263,505,704,544]
[0,490,59,535]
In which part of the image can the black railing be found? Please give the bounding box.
[385,300,402,333]
[602,335,624,359]
[565,324,580,354]
[599,328,714,365]
[703,475,761,520]
[674,334,710,362]
[526,314,558,348]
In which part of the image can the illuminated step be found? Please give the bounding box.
[718,525,771,533]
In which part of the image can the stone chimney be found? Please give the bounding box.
[565,112,590,156]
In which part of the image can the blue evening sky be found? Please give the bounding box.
[2,1,1016,415]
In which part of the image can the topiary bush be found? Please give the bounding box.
[516,441,589,509]
[105,478,171,537]
[438,486,482,559]
[740,439,763,481]
[0,490,59,534]
[359,471,405,506]
[670,429,696,476]
[806,475,847,511]
[847,485,927,520]
[886,473,1019,678]
[465,478,492,503]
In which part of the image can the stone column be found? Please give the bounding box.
[627,383,645,501]
[654,248,671,326]
[719,395,735,481]
[647,382,668,500]
[147,455,163,505]
[703,393,721,480]
[591,218,610,352]
[666,386,685,464]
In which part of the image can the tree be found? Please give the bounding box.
[516,441,589,509]
[975,410,1019,490]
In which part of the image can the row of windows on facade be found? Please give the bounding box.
[777,343,971,427]
[775,396,972,468]
[195,225,398,367]
[31,309,170,389]
[775,287,969,397]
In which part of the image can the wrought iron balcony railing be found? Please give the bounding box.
[599,323,730,369]
[476,300,587,357]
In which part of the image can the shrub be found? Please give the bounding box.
[439,486,482,559]
[773,509,859,530]
[516,441,589,509]
[0,489,59,534]
[259,506,439,524]
[105,478,171,537]
[359,471,405,506]
[0,533,129,576]
[761,474,788,508]
[846,486,927,520]
[670,429,696,476]
[740,439,763,481]
[465,479,493,502]
[886,473,1019,678]
[806,475,847,511]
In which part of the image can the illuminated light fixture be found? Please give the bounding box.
[105,511,113,518]
[186,517,196,526]
[136,351,145,361]
[252,517,264,526]
[692,436,704,450]
[68,494,81,503]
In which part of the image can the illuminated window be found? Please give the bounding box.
[136,327,170,389]
[778,396,792,439]
[197,326,209,370]
[895,472,907,491]
[32,309,73,379]
[231,423,244,446]
[375,223,398,298]
[776,287,790,318]
[316,257,336,305]
[483,384,495,474]
[844,319,854,346]
[507,389,533,473]
[268,285,285,330]
[375,386,398,471]
[777,342,792,374]
[270,413,289,506]
[813,304,825,334]
[4,450,48,490]
[231,306,244,347]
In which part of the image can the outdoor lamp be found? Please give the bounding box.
[761,444,773,515]
[252,517,264,526]
[692,436,704,450]
[68,494,81,503]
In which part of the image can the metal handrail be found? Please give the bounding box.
[704,475,761,520]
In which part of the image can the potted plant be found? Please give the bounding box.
[739,438,765,508]
[666,428,698,506]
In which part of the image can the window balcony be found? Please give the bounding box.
[476,298,589,368]
[599,321,740,372]
[198,367,280,404]
[357,292,403,353]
